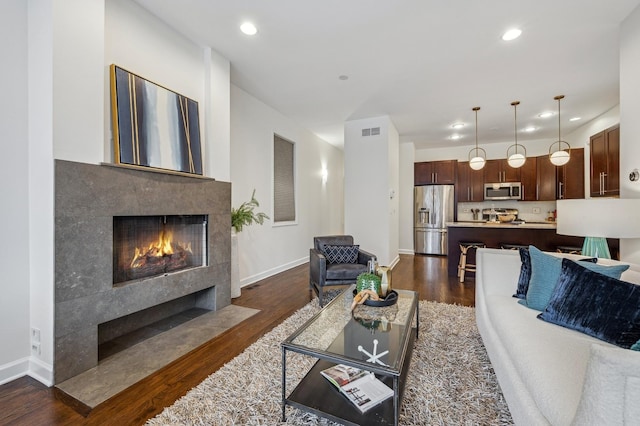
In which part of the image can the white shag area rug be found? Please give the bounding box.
[147,300,513,425]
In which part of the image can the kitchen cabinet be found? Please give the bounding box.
[536,154,557,201]
[484,159,520,183]
[519,156,537,201]
[536,148,585,201]
[590,125,620,197]
[414,160,457,185]
[557,148,584,199]
[456,161,484,202]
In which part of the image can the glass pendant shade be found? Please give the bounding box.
[550,145,570,166]
[507,152,526,168]
[469,106,486,170]
[549,95,571,166]
[506,101,526,168]
[469,152,486,170]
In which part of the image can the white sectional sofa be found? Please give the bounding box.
[475,248,640,425]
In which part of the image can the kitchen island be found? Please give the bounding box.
[445,221,619,277]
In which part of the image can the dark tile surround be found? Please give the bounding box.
[54,160,231,383]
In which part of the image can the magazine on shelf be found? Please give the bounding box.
[320,364,393,413]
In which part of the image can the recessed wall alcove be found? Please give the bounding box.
[54,160,232,386]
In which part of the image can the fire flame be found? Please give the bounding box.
[130,230,192,269]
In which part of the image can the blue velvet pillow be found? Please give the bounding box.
[632,340,640,351]
[539,258,640,349]
[522,246,626,311]
[513,248,531,299]
[323,244,359,264]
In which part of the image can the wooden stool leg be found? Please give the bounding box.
[458,245,468,283]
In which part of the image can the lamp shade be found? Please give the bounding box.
[557,199,640,239]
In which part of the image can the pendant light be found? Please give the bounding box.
[468,107,486,170]
[549,95,571,166]
[506,101,526,168]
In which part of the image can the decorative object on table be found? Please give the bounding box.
[376,265,392,296]
[356,272,382,295]
[230,189,269,298]
[556,198,640,258]
[358,339,389,366]
[110,65,203,175]
[549,95,571,166]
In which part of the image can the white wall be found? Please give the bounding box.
[104,0,231,180]
[230,85,344,286]
[344,116,400,266]
[0,0,31,385]
[399,143,415,253]
[620,4,640,263]
[1,0,233,386]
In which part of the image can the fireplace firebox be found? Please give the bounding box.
[113,215,208,285]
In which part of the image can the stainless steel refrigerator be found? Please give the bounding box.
[414,185,454,255]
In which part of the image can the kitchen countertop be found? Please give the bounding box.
[447,221,557,229]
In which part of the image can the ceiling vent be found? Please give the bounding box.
[361,127,381,137]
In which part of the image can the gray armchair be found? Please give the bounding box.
[309,235,377,306]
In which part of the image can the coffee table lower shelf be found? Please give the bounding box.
[283,329,416,426]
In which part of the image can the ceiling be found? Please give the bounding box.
[134,0,640,150]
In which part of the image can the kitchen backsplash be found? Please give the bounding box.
[457,200,557,223]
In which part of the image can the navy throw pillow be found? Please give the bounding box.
[538,258,640,349]
[513,248,531,299]
[323,244,359,264]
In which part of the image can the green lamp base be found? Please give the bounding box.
[582,237,611,259]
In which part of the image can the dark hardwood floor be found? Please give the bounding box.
[0,254,474,426]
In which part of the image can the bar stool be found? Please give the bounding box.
[458,242,486,283]
[557,246,582,255]
[500,243,528,250]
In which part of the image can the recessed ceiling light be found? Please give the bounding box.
[451,123,464,129]
[450,134,462,140]
[523,126,537,132]
[240,22,258,35]
[338,75,349,81]
[538,111,555,118]
[502,28,522,41]
[569,117,582,122]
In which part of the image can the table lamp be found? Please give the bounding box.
[556,198,640,259]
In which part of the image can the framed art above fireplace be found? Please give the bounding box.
[110,64,203,175]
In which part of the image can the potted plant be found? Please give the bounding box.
[231,190,269,298]
[231,189,269,233]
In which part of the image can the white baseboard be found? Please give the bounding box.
[240,256,308,288]
[0,356,30,386]
[0,355,54,387]
[29,357,53,386]
[399,248,415,255]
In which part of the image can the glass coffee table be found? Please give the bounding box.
[281,286,419,426]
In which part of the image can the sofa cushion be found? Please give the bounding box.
[522,246,626,311]
[323,244,359,264]
[486,295,598,425]
[539,258,640,349]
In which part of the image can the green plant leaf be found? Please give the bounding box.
[231,189,270,232]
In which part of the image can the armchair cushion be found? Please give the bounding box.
[323,244,360,264]
[326,263,368,280]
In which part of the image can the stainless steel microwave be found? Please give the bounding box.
[484,182,522,200]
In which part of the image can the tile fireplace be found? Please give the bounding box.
[54,160,231,384]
